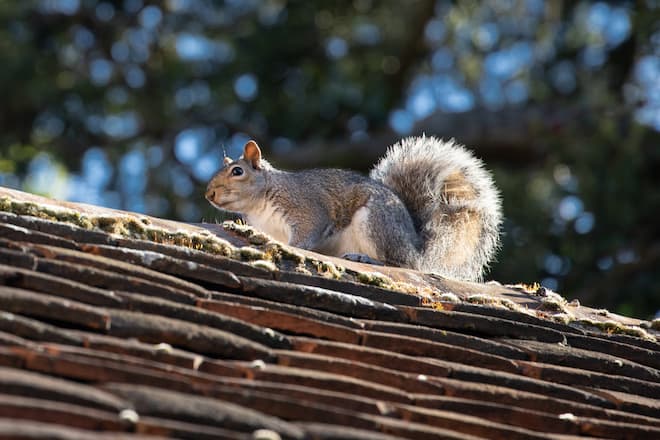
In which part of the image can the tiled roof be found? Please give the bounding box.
[0,185,659,439]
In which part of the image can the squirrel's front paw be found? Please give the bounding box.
[342,253,384,266]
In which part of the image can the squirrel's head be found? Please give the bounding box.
[205,140,271,213]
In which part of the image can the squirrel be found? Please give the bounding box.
[205,136,502,281]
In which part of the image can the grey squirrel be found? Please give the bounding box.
[205,136,502,281]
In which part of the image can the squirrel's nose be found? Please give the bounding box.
[205,188,215,201]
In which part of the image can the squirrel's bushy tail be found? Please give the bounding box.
[370,135,502,281]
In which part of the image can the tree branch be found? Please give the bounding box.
[268,104,560,171]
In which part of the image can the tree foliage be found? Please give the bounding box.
[1,0,659,318]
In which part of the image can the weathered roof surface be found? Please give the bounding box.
[0,185,659,439]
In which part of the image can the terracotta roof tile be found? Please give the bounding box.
[518,359,660,400]
[1,186,659,439]
[0,367,129,411]
[0,394,126,431]
[276,271,423,307]
[0,264,124,307]
[0,222,78,250]
[0,311,83,345]
[359,330,521,373]
[0,418,165,439]
[239,277,409,322]
[106,384,308,439]
[403,306,567,343]
[117,292,291,348]
[608,334,660,351]
[298,423,408,440]
[503,338,660,382]
[208,290,367,329]
[565,333,660,370]
[361,320,530,358]
[442,302,587,335]
[0,286,111,330]
[199,299,362,344]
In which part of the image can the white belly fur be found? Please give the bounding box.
[246,201,292,244]
[317,206,378,258]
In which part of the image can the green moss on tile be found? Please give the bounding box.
[499,298,528,313]
[506,282,541,294]
[576,319,656,341]
[436,292,460,303]
[224,221,270,245]
[250,259,278,272]
[0,198,95,229]
[0,195,236,257]
[466,294,528,313]
[422,296,445,311]
[264,242,306,266]
[223,220,420,289]
[0,197,10,212]
[466,294,499,306]
[505,283,572,310]
[92,216,148,237]
[551,313,572,325]
[538,297,569,314]
[310,259,344,279]
[222,219,442,294]
[235,246,268,261]
[354,270,396,288]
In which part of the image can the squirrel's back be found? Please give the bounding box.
[370,136,502,280]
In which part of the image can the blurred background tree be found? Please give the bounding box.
[0,0,659,318]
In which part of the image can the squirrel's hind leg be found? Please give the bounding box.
[335,202,418,269]
[364,194,423,270]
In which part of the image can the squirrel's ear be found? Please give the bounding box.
[243,140,263,169]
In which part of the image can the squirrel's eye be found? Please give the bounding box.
[231,166,244,176]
